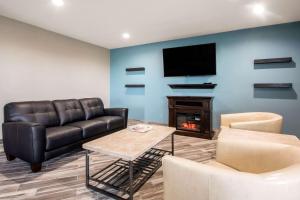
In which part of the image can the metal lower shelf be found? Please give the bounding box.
[87,148,171,199]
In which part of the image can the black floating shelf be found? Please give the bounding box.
[126,67,145,72]
[168,84,217,89]
[254,83,293,89]
[254,57,292,64]
[125,84,145,88]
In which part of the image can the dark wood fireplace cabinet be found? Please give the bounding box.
[167,96,214,139]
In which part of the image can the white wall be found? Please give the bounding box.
[0,16,110,139]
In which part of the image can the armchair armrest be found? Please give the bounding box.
[221,112,283,133]
[104,108,128,128]
[220,113,248,127]
[230,119,282,133]
[2,122,46,164]
[162,156,300,200]
[163,155,212,200]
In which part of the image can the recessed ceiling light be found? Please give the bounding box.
[52,0,64,7]
[252,4,265,16]
[122,33,130,39]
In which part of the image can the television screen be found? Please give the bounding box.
[163,43,216,77]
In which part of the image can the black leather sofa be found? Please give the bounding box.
[2,98,128,172]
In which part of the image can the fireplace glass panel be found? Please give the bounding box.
[176,113,201,132]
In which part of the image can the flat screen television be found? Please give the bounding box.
[163,43,216,77]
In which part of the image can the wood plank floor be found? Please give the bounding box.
[0,125,216,200]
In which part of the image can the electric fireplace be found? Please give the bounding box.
[167,96,214,139]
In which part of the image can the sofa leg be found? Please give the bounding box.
[31,163,42,173]
[5,153,16,161]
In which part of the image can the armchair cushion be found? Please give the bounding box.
[205,160,238,172]
[46,126,82,151]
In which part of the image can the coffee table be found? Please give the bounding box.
[82,125,176,200]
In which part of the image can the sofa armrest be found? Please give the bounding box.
[2,122,46,164]
[104,108,128,128]
[162,155,300,200]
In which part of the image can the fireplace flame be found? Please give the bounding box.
[181,122,197,129]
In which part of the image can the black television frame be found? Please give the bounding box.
[163,43,216,77]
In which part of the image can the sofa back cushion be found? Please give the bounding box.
[53,99,85,125]
[4,101,59,127]
[79,98,104,120]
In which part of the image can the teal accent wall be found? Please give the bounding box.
[110,22,300,135]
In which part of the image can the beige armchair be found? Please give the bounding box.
[220,112,283,133]
[163,128,300,200]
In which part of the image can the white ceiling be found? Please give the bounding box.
[0,0,300,49]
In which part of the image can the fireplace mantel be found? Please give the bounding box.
[167,96,214,139]
[167,96,214,99]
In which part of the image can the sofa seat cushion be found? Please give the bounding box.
[46,126,82,151]
[68,120,107,139]
[95,116,124,130]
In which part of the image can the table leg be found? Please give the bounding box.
[129,161,133,200]
[171,133,174,156]
[86,150,90,187]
